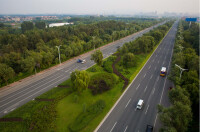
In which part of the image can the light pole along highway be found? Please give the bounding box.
[56,45,62,64]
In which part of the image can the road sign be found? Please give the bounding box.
[185,18,197,22]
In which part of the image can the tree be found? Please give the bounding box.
[123,52,136,68]
[0,63,15,85]
[70,70,90,94]
[91,50,103,66]
[35,21,46,29]
[21,57,35,73]
[21,21,34,33]
[169,86,190,106]
[158,102,192,132]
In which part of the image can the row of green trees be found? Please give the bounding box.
[117,21,174,68]
[158,21,199,132]
[0,19,161,86]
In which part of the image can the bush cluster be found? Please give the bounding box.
[88,73,118,95]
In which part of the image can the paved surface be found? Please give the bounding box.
[95,21,178,132]
[0,21,166,118]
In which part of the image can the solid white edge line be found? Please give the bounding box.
[94,23,165,132]
[110,122,117,132]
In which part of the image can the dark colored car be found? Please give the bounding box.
[146,125,153,132]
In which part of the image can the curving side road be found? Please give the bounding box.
[95,21,178,132]
[0,21,166,118]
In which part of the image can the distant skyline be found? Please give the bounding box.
[0,0,199,16]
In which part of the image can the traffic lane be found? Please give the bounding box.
[128,39,174,132]
[0,73,70,113]
[102,40,167,132]
[112,70,160,132]
[97,29,169,131]
[0,73,71,117]
[98,23,177,132]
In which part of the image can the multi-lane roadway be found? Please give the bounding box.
[0,21,166,118]
[95,21,178,132]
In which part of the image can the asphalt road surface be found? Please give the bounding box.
[0,21,166,118]
[95,21,178,132]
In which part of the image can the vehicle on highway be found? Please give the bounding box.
[136,99,144,109]
[146,125,153,132]
[77,59,86,64]
[160,67,167,76]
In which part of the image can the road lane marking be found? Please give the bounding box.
[150,75,153,79]
[148,65,151,69]
[144,86,147,92]
[143,73,146,78]
[125,98,131,108]
[158,60,160,64]
[145,105,149,114]
[156,76,159,82]
[152,87,155,94]
[154,114,158,127]
[0,74,65,109]
[65,69,70,72]
[0,71,63,102]
[124,126,128,132]
[10,108,15,111]
[0,74,70,114]
[136,84,140,90]
[110,122,117,132]
[162,61,164,65]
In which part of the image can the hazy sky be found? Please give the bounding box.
[0,0,199,15]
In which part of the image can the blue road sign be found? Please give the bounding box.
[185,18,197,22]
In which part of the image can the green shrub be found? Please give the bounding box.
[69,100,105,132]
[88,73,118,95]
[103,60,113,73]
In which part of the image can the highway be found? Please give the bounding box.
[95,21,178,132]
[0,21,166,118]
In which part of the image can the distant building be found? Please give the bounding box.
[49,22,72,27]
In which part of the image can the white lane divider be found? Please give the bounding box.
[125,98,131,108]
[136,84,140,90]
[148,65,151,69]
[145,105,149,115]
[144,86,147,92]
[124,126,128,132]
[158,60,160,64]
[150,75,153,79]
[143,73,146,78]
[152,87,155,94]
[110,122,117,132]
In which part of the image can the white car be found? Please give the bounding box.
[81,59,86,64]
[136,99,144,109]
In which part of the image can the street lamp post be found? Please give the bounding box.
[175,64,188,79]
[56,45,62,64]
[92,36,96,50]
